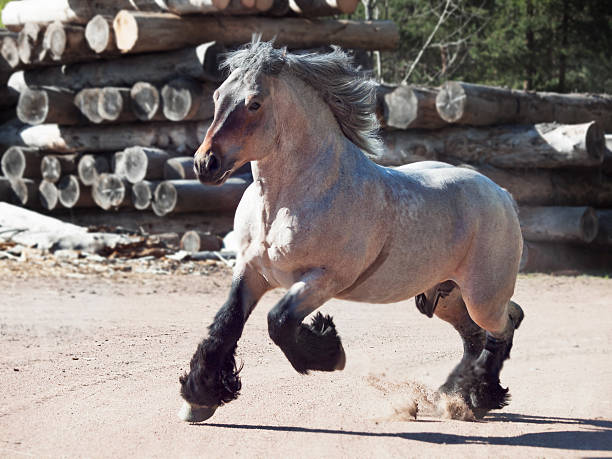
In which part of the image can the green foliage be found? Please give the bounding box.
[354,0,612,93]
[0,0,13,28]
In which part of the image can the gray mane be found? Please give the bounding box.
[221,38,383,157]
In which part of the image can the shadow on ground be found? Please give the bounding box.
[201,413,612,452]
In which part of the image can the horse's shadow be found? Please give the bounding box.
[201,413,612,452]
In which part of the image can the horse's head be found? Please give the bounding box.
[194,67,280,185]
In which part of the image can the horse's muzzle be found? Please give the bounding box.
[194,150,225,184]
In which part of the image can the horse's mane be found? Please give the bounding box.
[221,38,384,157]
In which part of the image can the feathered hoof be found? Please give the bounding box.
[178,401,218,423]
[467,379,510,419]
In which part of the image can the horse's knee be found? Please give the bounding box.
[267,297,296,347]
[465,300,510,337]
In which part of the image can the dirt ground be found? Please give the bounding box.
[1,259,611,458]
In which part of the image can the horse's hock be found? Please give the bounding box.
[1,1,611,272]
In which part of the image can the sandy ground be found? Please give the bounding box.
[1,262,611,458]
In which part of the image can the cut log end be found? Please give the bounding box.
[17,88,49,125]
[1,36,20,68]
[581,208,599,243]
[180,230,222,252]
[92,173,127,210]
[435,81,466,124]
[152,181,177,216]
[1,146,26,179]
[41,155,61,182]
[78,154,110,186]
[99,87,126,121]
[131,180,154,210]
[585,121,605,161]
[85,15,114,54]
[44,21,67,60]
[57,174,80,208]
[113,11,138,53]
[10,178,38,207]
[130,82,160,121]
[38,180,58,210]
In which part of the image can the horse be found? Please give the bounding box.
[178,39,525,423]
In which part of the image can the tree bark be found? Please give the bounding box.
[92,173,131,210]
[519,206,599,244]
[377,122,604,169]
[17,87,83,126]
[41,153,78,183]
[152,177,249,216]
[0,177,12,202]
[124,146,172,183]
[0,121,208,153]
[21,42,223,91]
[113,12,399,54]
[1,146,42,179]
[161,78,215,122]
[436,81,612,131]
[85,15,117,54]
[130,82,162,122]
[520,241,611,273]
[180,230,222,252]
[78,154,110,186]
[377,84,446,130]
[288,0,359,16]
[58,174,95,208]
[0,85,19,109]
[131,180,158,210]
[164,156,197,180]
[38,179,58,210]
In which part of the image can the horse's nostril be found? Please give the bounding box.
[207,153,219,173]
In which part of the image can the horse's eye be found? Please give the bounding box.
[248,102,261,112]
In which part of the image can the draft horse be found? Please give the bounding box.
[178,39,524,422]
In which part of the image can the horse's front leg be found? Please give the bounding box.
[178,266,269,422]
[267,270,346,374]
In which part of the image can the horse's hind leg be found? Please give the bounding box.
[458,299,525,418]
[424,283,487,394]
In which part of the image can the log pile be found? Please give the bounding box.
[376,81,612,273]
[1,1,397,248]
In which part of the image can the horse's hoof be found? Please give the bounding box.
[178,401,218,423]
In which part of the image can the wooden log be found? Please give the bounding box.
[17,87,82,126]
[377,85,446,130]
[42,21,100,64]
[520,241,612,273]
[465,165,612,208]
[164,156,197,180]
[78,154,110,186]
[180,230,222,252]
[20,42,223,90]
[436,81,612,131]
[519,206,599,244]
[130,82,161,121]
[0,85,19,109]
[265,0,290,16]
[41,154,78,183]
[112,150,129,179]
[594,210,612,246]
[58,174,95,208]
[131,180,158,210]
[604,135,612,175]
[9,178,39,208]
[288,0,359,16]
[74,88,104,123]
[92,173,130,210]
[377,122,604,169]
[1,146,42,179]
[152,177,250,216]
[85,15,117,54]
[113,13,399,54]
[124,146,172,183]
[38,179,58,210]
[0,121,208,153]
[161,78,215,122]
[2,0,239,30]
[54,209,235,236]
